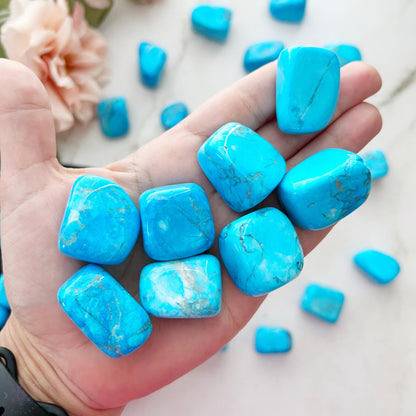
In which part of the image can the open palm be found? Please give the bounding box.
[0,59,381,415]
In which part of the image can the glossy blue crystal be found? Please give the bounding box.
[58,264,152,358]
[301,284,345,323]
[140,183,215,261]
[59,175,140,265]
[325,43,362,67]
[191,5,232,43]
[97,97,130,138]
[255,326,292,353]
[276,46,340,134]
[354,249,400,284]
[362,150,389,180]
[161,102,189,130]
[198,122,286,212]
[138,42,167,88]
[277,149,371,230]
[219,207,303,297]
[140,254,221,318]
[0,274,10,311]
[270,0,306,22]
[243,41,284,73]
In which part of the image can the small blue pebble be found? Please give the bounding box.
[0,306,10,329]
[220,344,229,352]
[97,97,130,138]
[59,175,140,265]
[198,122,286,212]
[219,207,303,297]
[0,274,10,311]
[243,41,285,73]
[138,42,167,88]
[140,183,215,261]
[270,0,306,23]
[255,327,292,353]
[191,5,232,43]
[354,249,400,284]
[325,43,362,67]
[276,46,340,134]
[58,265,152,357]
[277,149,371,230]
[140,254,222,318]
[301,284,345,323]
[361,150,389,180]
[161,102,189,129]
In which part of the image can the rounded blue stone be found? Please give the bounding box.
[138,42,167,88]
[0,306,10,329]
[97,97,130,138]
[243,41,284,73]
[255,326,292,353]
[0,274,10,311]
[270,0,306,23]
[361,149,389,180]
[325,43,362,67]
[161,102,189,130]
[191,5,232,43]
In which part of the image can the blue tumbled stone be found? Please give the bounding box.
[140,254,222,318]
[270,0,306,23]
[0,306,9,329]
[58,264,152,358]
[140,183,215,261]
[138,42,167,88]
[276,46,340,134]
[191,5,232,43]
[219,207,303,297]
[161,102,189,130]
[277,149,371,230]
[361,150,389,180]
[243,41,284,73]
[59,175,140,265]
[255,326,292,353]
[301,284,345,323]
[0,274,10,311]
[325,43,362,67]
[354,249,400,284]
[97,97,130,138]
[198,122,286,212]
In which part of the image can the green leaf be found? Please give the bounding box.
[67,0,113,28]
[0,0,10,58]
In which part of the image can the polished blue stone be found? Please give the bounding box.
[58,264,152,358]
[138,42,167,88]
[219,207,303,297]
[354,249,400,284]
[270,0,306,22]
[277,149,371,230]
[198,122,286,212]
[191,5,232,43]
[161,102,189,130]
[276,46,340,134]
[325,43,362,67]
[362,150,389,180]
[140,183,215,261]
[301,284,345,323]
[140,254,221,318]
[255,326,292,353]
[0,274,10,311]
[0,306,9,329]
[243,41,284,73]
[59,175,140,265]
[97,97,129,138]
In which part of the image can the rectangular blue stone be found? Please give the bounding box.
[255,326,292,353]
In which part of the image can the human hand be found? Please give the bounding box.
[0,58,381,415]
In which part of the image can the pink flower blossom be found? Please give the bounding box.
[1,0,109,133]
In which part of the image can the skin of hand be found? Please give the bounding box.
[0,58,382,415]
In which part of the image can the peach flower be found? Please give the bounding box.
[1,0,109,133]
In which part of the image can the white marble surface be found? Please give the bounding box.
[58,0,416,414]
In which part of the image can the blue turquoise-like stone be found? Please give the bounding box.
[0,306,9,329]
[243,41,284,73]
[140,254,221,318]
[255,326,292,353]
[161,102,189,130]
[97,97,130,138]
[276,46,340,134]
[0,274,10,311]
[58,265,152,357]
[59,175,140,265]
[362,150,389,180]
[140,183,215,261]
[191,5,232,43]
[220,344,229,352]
[138,42,167,88]
[325,43,362,67]
[277,149,371,230]
[219,207,303,297]
[270,0,306,23]
[198,122,286,212]
[301,284,345,323]
[354,249,400,284]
